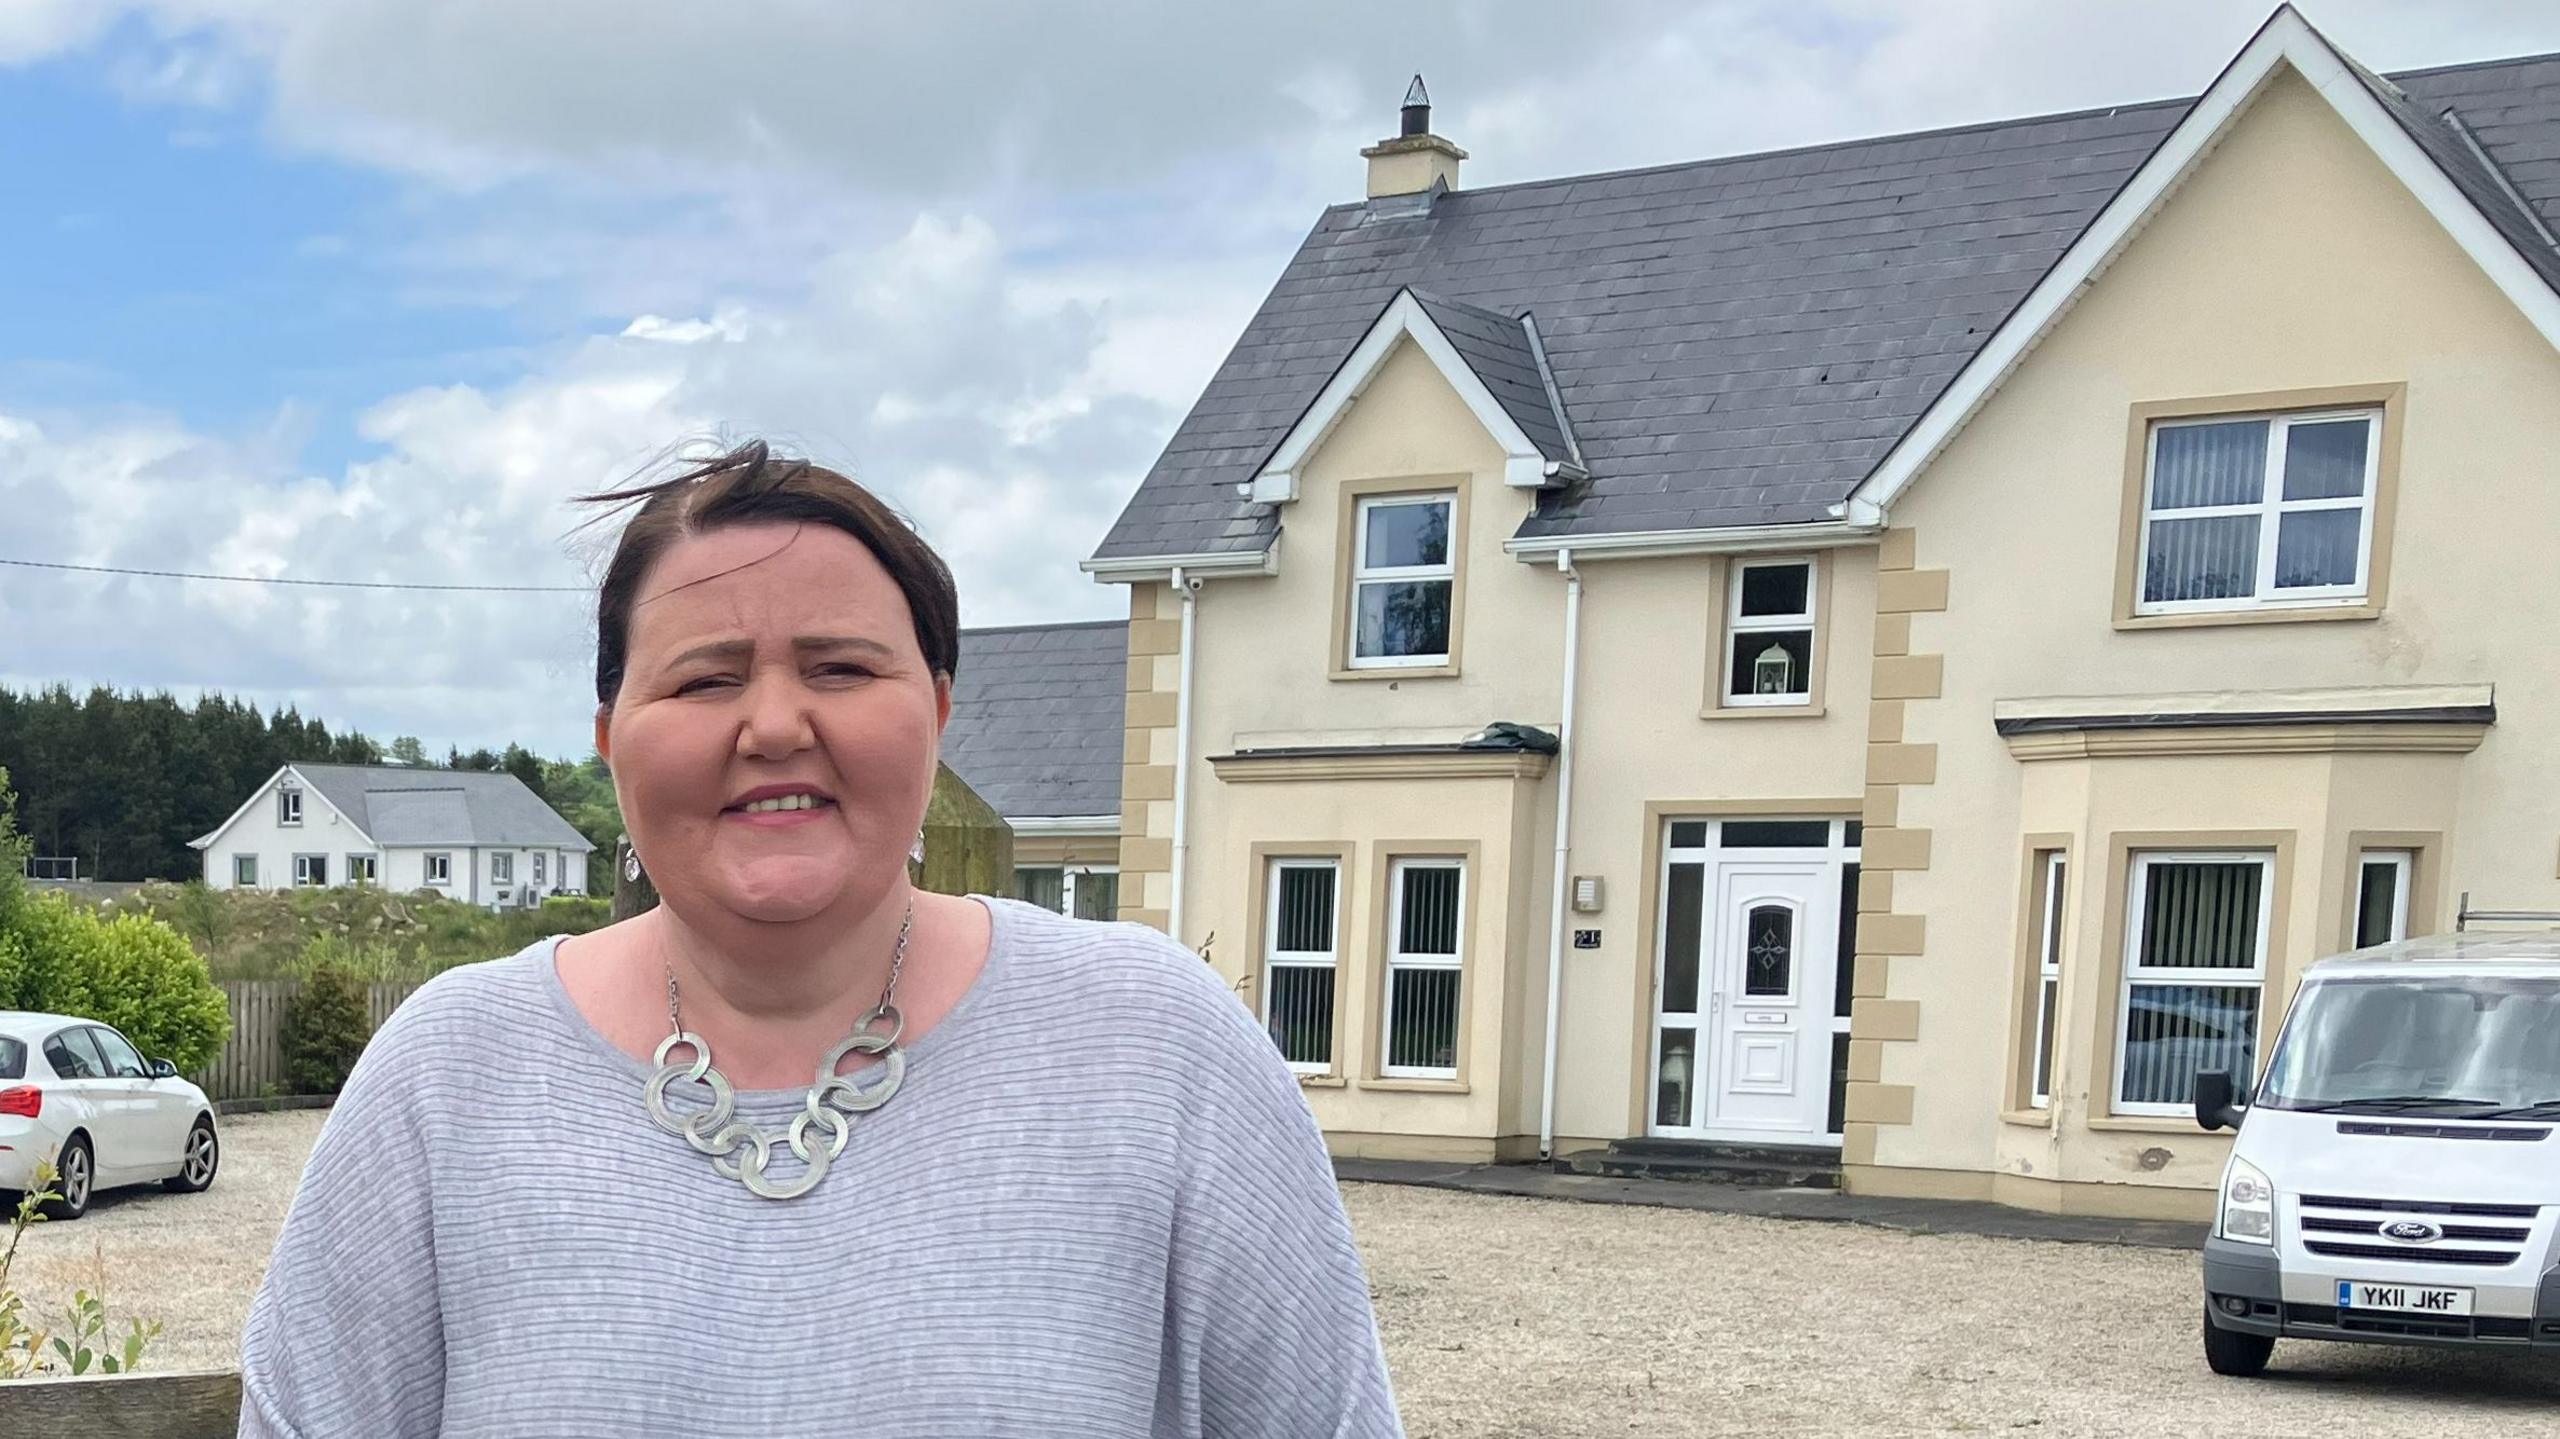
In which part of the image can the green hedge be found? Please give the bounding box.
[280,957,373,1096]
[0,893,232,1073]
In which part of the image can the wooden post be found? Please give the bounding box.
[610,834,659,921]
[914,762,1013,899]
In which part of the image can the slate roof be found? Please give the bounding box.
[1094,48,2560,560]
[942,621,1128,820]
[290,764,594,851]
[1408,290,1579,467]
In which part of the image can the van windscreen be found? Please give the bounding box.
[2258,975,2560,1118]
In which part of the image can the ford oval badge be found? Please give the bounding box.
[2382,1220,2442,1244]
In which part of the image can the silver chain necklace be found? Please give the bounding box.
[641,904,914,1200]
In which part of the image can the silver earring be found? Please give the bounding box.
[624,851,643,884]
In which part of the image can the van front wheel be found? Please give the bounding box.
[2203,1307,2275,1377]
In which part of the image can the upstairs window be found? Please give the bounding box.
[1349,494,1454,667]
[1724,558,1816,706]
[278,787,303,826]
[2137,410,2379,614]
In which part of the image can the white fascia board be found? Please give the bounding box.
[1506,519,1879,563]
[1080,540,1281,586]
[1005,814,1122,838]
[188,763,291,851]
[1845,6,2560,523]
[1252,290,1551,503]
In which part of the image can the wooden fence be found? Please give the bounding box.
[191,979,424,1102]
[0,1369,241,1435]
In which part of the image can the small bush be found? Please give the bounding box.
[279,956,372,1096]
[74,910,233,1074]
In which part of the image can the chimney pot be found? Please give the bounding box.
[1363,74,1465,201]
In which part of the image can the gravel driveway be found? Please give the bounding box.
[11,1111,2556,1434]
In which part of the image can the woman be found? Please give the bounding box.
[239,441,1403,1437]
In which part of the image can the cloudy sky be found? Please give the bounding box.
[8,1,2560,757]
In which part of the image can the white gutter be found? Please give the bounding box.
[1537,548,1582,1163]
[1168,567,1200,945]
[1506,519,1878,564]
[1080,545,1278,586]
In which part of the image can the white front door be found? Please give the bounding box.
[1650,818,1856,1144]
[1700,861,1832,1135]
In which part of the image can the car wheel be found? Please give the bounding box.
[164,1117,219,1193]
[2202,1305,2275,1377]
[39,1134,93,1221]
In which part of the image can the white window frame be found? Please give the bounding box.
[2134,409,2381,616]
[2030,851,2066,1109]
[2113,851,2274,1117]
[425,852,453,886]
[1381,857,1466,1079]
[277,787,302,827]
[1263,859,1341,1075]
[232,854,258,887]
[292,853,328,888]
[347,853,377,886]
[531,851,548,888]
[492,852,513,884]
[1723,557,1817,707]
[2354,849,2413,949]
[1348,493,1456,669]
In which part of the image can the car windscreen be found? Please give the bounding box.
[0,1037,21,1081]
[2258,974,2560,1117]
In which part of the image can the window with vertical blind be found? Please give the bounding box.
[2029,852,2066,1109]
[2135,410,2380,614]
[2116,853,2272,1114]
[1262,861,1339,1073]
[1382,859,1465,1078]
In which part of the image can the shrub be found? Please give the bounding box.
[280,957,372,1096]
[0,894,232,1073]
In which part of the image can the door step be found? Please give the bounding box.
[1561,1138,1842,1189]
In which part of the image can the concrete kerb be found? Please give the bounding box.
[1333,1158,2207,1251]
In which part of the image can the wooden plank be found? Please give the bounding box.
[0,1368,241,1436]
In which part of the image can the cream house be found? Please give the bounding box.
[1083,9,2560,1216]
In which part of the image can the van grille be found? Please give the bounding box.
[2296,1194,2541,1270]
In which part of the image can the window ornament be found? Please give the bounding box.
[1753,640,1797,695]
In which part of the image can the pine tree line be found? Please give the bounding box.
[0,684,621,884]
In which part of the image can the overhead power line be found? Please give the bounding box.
[0,557,587,594]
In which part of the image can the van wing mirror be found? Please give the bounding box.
[2194,1069,2246,1132]
[149,1058,178,1080]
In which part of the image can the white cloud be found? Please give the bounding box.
[10,0,2560,757]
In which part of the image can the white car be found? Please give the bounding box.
[0,1011,221,1220]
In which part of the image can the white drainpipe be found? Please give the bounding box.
[1168,568,1200,945]
[1538,548,1582,1163]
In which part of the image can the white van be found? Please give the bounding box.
[2196,929,2560,1374]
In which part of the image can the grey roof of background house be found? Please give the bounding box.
[942,621,1128,820]
[290,764,594,851]
[1093,47,2560,560]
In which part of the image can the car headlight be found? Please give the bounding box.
[2219,1156,2275,1245]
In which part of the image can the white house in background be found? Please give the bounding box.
[189,762,595,909]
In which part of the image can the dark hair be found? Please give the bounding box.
[573,440,960,706]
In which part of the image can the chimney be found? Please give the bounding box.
[1362,74,1465,200]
